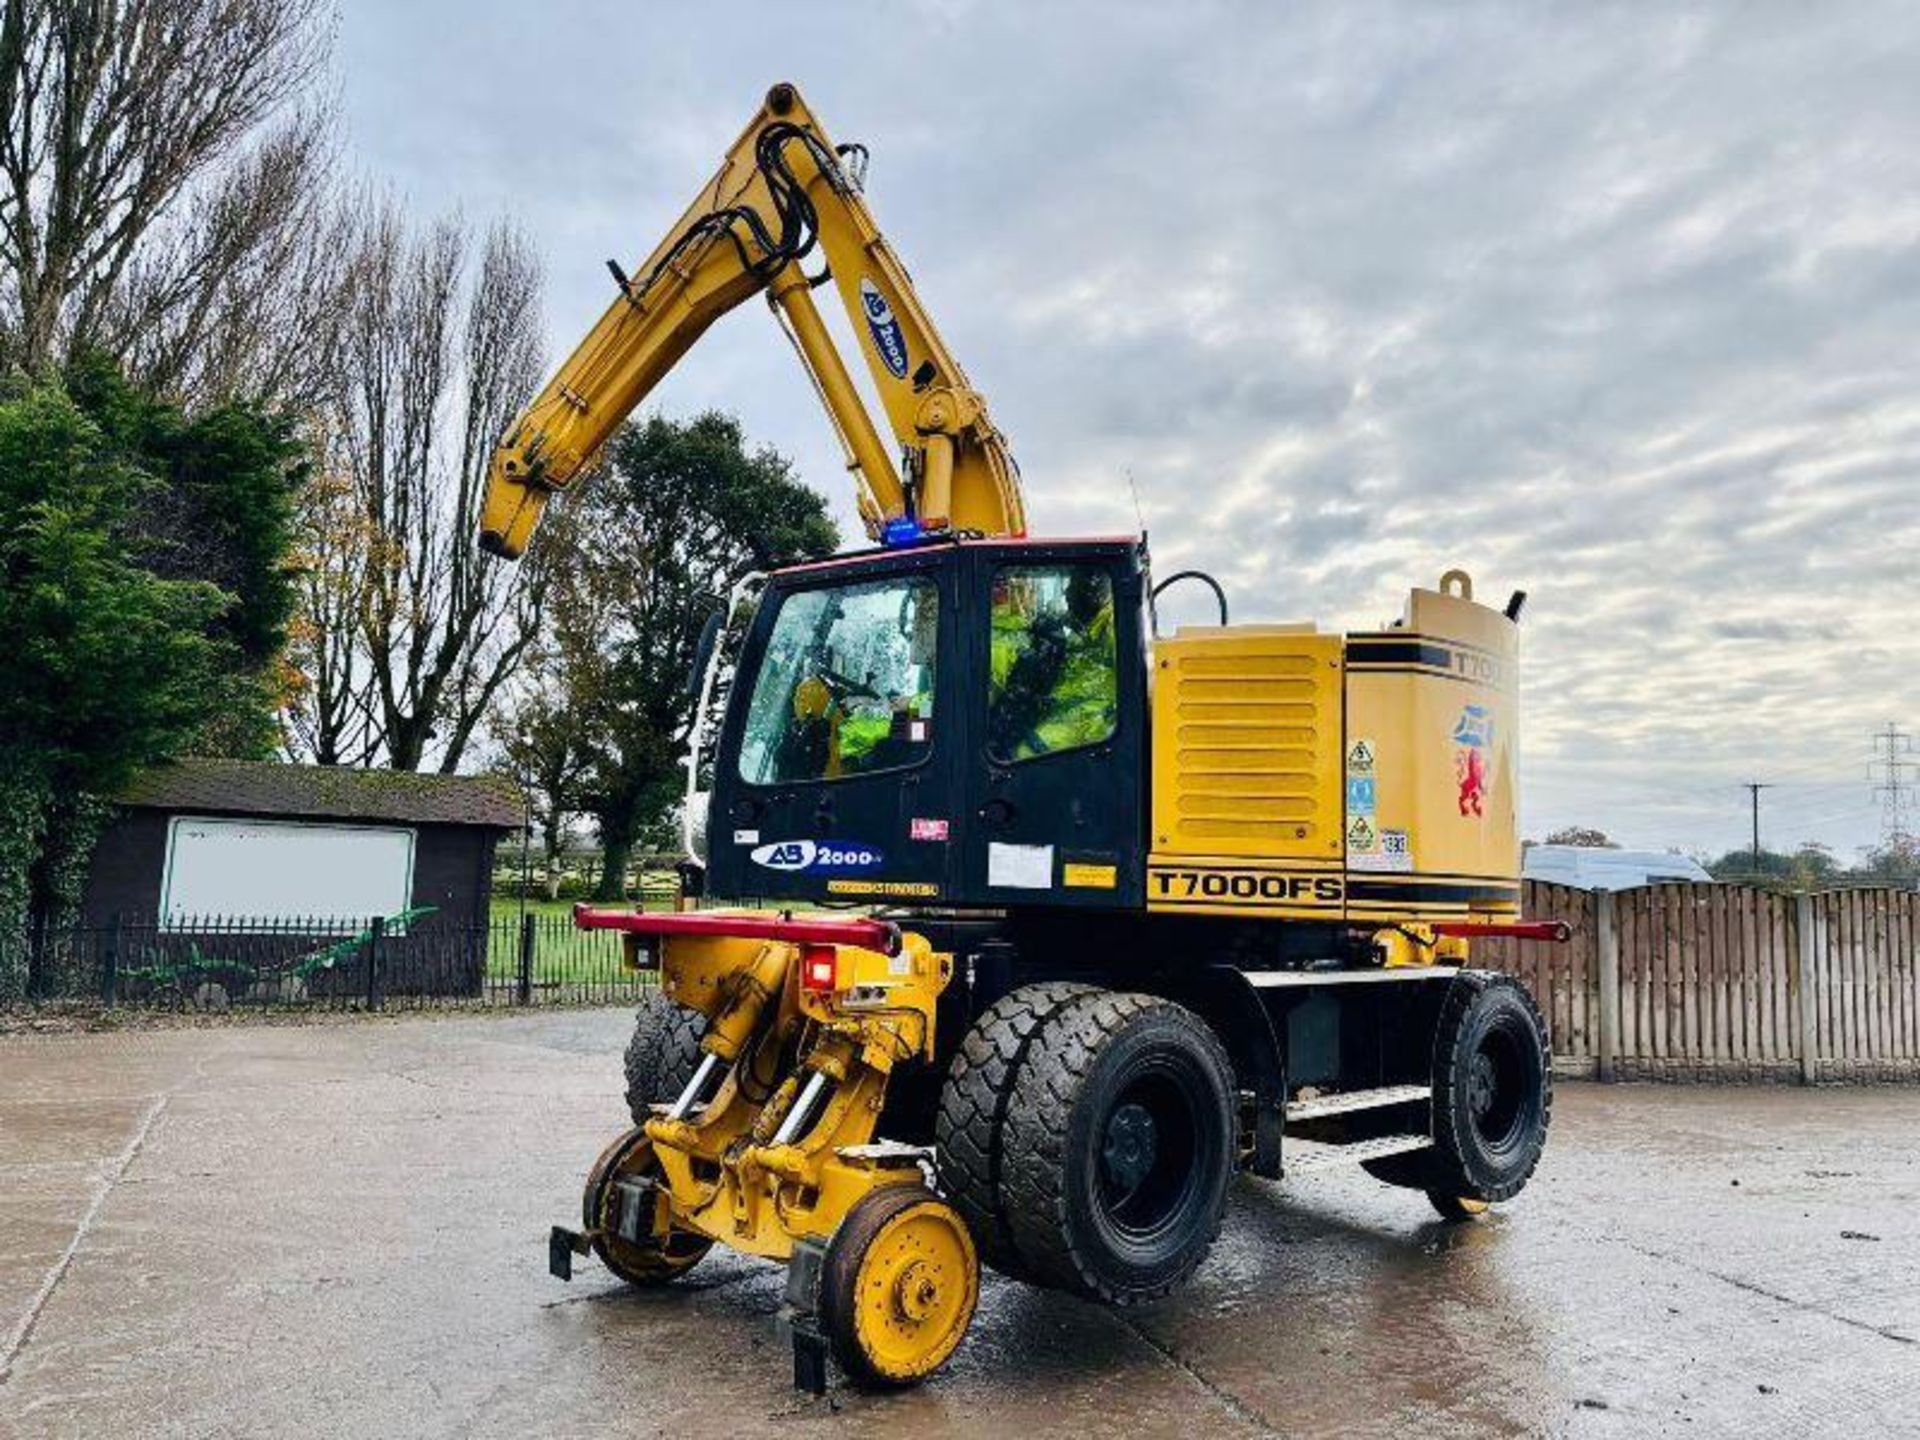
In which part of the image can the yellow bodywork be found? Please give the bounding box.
[1148,571,1521,929]
[479,82,1025,560]
[629,923,952,1263]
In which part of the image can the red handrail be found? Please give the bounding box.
[1431,919,1572,943]
[572,905,901,956]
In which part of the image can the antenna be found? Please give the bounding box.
[1124,465,1146,537]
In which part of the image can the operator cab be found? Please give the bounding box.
[705,537,1148,911]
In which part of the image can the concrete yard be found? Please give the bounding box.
[2,1011,1916,1438]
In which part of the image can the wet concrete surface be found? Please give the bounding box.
[1,1011,1916,1438]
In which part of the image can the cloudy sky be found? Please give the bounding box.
[336,0,1917,861]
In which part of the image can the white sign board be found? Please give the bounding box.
[161,817,416,931]
[987,841,1054,890]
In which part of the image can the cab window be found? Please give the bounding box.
[987,564,1117,763]
[738,575,940,785]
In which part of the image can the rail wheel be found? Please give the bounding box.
[582,1126,712,1284]
[1000,991,1235,1303]
[819,1185,979,1387]
[1426,1191,1491,1222]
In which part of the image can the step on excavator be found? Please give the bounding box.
[483,83,1563,1392]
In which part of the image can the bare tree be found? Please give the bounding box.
[292,202,554,773]
[0,0,332,395]
[108,111,351,408]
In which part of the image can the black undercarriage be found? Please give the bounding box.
[880,904,1455,1177]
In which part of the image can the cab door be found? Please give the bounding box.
[706,551,965,907]
[958,542,1147,909]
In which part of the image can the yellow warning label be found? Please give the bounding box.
[1346,737,1376,775]
[1063,863,1118,889]
[1346,814,1377,851]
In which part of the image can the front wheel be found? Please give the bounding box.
[1000,991,1235,1304]
[623,992,706,1127]
[935,981,1096,1278]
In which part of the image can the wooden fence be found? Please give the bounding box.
[1473,881,1920,1082]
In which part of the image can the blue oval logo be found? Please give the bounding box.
[859,278,910,380]
[749,839,885,874]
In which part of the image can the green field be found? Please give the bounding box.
[481,890,846,985]
[482,898,651,986]
[488,897,585,925]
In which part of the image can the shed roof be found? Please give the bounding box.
[120,759,524,829]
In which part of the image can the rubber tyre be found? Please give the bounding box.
[1000,991,1235,1304]
[934,981,1094,1278]
[582,1127,712,1284]
[819,1185,979,1388]
[623,990,706,1127]
[1366,971,1551,1204]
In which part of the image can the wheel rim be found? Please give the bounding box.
[1466,1021,1529,1158]
[852,1199,978,1381]
[1090,1064,1210,1255]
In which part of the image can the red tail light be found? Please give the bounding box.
[800,945,839,993]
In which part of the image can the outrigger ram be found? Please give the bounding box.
[490,83,1565,1389]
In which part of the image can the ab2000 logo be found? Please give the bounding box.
[749,839,885,874]
[858,278,910,379]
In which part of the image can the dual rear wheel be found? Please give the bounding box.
[938,987,1238,1303]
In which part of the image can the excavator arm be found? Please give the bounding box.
[478,82,1026,559]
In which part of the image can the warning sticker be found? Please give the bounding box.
[1345,777,1377,813]
[909,817,949,842]
[1350,828,1413,872]
[1346,814,1378,852]
[1346,738,1376,775]
[1063,863,1118,889]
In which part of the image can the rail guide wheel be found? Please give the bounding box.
[818,1185,980,1388]
[1427,1192,1492,1222]
[581,1126,712,1284]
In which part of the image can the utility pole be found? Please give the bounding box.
[1743,781,1773,875]
[1868,722,1918,846]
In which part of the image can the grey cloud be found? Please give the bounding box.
[336,0,1920,859]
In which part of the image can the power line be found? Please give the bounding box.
[1868,721,1918,846]
[1742,781,1773,868]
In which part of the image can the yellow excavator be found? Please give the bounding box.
[488,84,1563,1392]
